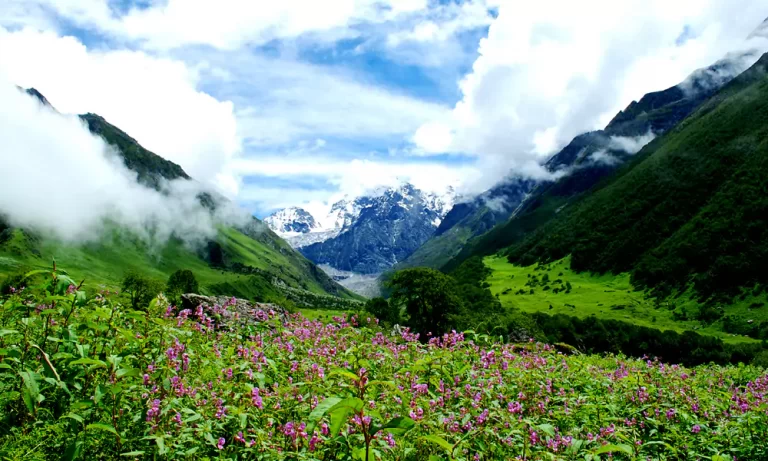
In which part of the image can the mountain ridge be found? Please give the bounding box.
[1,89,357,303]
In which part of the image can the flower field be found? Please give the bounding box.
[0,266,766,460]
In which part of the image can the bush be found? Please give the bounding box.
[121,271,164,309]
[166,269,200,305]
[387,268,464,336]
[364,297,400,326]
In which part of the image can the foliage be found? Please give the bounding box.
[1,264,767,460]
[121,271,164,309]
[444,54,768,309]
[165,270,199,305]
[500,54,768,301]
[482,255,768,344]
[387,268,464,335]
[364,297,400,327]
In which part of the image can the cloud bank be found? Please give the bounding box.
[0,80,246,245]
[413,1,768,189]
[0,26,241,197]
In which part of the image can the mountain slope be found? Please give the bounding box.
[499,53,768,301]
[298,184,454,273]
[441,45,766,273]
[0,90,356,303]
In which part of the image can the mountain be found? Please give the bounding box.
[273,184,456,274]
[265,185,456,254]
[435,40,768,273]
[0,89,358,306]
[497,52,768,301]
[263,207,320,234]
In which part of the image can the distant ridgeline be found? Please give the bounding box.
[401,46,756,272]
[476,52,768,301]
[0,88,357,305]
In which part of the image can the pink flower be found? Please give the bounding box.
[217,437,225,450]
[691,425,701,434]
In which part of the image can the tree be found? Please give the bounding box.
[166,269,199,305]
[387,268,464,336]
[364,297,400,326]
[122,271,164,309]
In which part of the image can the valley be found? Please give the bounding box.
[2,6,768,460]
[485,255,766,344]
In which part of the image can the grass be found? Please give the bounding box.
[0,226,352,302]
[298,308,354,322]
[484,255,766,344]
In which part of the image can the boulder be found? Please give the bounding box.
[180,293,289,325]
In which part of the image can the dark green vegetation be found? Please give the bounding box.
[407,51,743,273]
[165,269,200,305]
[501,55,768,301]
[382,257,767,367]
[420,53,768,348]
[0,91,359,313]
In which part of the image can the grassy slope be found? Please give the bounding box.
[397,223,473,269]
[484,255,765,344]
[0,92,358,305]
[0,225,360,304]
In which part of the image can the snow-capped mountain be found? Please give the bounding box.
[264,183,457,273]
[263,207,320,234]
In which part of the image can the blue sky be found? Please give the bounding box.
[1,0,767,218]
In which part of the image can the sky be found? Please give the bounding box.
[1,0,767,218]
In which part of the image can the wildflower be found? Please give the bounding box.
[691,425,701,434]
[217,437,225,450]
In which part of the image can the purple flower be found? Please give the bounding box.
[217,437,225,450]
[691,424,701,434]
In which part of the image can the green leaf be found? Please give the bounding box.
[0,329,19,337]
[94,384,108,405]
[328,368,360,383]
[63,412,84,424]
[328,397,364,437]
[421,435,454,454]
[120,451,146,457]
[306,397,342,434]
[69,358,107,368]
[19,371,40,413]
[351,446,367,460]
[712,456,732,461]
[24,269,50,280]
[63,440,83,461]
[537,423,556,437]
[116,367,140,379]
[87,423,119,437]
[593,444,633,456]
[373,416,416,436]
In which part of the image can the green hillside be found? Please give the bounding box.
[484,255,766,344]
[503,53,768,297]
[0,92,359,308]
[452,53,768,341]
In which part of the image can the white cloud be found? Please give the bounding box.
[414,1,768,187]
[0,0,445,51]
[0,27,241,195]
[211,51,451,146]
[609,131,656,155]
[232,156,480,211]
[0,79,247,244]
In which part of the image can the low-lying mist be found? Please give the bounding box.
[0,80,249,248]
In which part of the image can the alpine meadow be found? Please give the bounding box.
[1,3,768,460]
